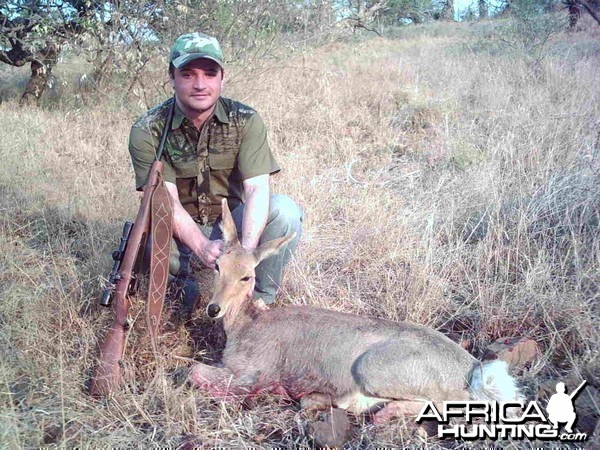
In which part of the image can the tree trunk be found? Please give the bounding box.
[440,0,455,21]
[20,43,59,107]
[566,1,581,28]
[350,1,386,35]
[479,0,488,19]
[357,1,365,18]
[578,0,600,25]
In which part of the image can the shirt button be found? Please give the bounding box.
[200,159,208,172]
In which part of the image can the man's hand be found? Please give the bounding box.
[165,182,223,269]
[198,239,224,269]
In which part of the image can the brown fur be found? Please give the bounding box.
[189,200,505,422]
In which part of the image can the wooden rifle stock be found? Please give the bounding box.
[89,161,165,398]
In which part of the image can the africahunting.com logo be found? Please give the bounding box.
[416,380,589,442]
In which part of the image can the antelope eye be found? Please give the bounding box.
[240,276,251,282]
[214,263,220,273]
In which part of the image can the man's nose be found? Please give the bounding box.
[193,76,207,90]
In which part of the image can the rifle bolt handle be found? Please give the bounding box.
[99,289,113,307]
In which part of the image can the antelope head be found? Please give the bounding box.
[206,199,295,319]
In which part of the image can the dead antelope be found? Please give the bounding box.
[189,199,522,422]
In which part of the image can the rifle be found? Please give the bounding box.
[89,101,175,398]
[569,380,587,400]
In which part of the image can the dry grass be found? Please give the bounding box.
[0,18,598,449]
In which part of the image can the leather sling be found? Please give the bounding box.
[146,100,176,353]
[146,168,173,352]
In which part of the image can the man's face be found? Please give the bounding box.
[171,58,223,115]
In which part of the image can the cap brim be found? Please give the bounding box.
[172,53,224,69]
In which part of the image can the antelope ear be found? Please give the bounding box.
[253,232,296,265]
[220,198,239,245]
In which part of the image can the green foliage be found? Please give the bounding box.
[451,144,486,170]
[379,0,442,24]
[158,0,294,64]
[477,0,567,64]
[0,0,96,55]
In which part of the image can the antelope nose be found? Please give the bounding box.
[207,303,221,318]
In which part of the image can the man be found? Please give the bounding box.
[546,382,577,433]
[128,32,303,310]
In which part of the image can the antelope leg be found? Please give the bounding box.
[372,400,426,424]
[189,363,247,398]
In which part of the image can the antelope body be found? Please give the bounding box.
[189,200,521,422]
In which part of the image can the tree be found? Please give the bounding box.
[571,0,600,26]
[479,0,488,18]
[377,0,441,25]
[439,0,454,20]
[345,0,389,34]
[0,1,107,105]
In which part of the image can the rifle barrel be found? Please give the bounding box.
[569,380,587,400]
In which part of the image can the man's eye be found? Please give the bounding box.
[240,276,251,282]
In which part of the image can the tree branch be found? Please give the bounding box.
[0,38,33,67]
[578,0,600,25]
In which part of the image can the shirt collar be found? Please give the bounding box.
[171,97,230,130]
[171,100,185,130]
[214,98,230,124]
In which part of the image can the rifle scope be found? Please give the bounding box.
[100,221,133,307]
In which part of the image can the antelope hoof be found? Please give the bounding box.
[307,408,353,448]
[301,393,333,412]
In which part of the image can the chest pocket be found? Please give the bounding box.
[165,136,199,178]
[208,150,236,170]
[206,149,242,222]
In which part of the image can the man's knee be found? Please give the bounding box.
[169,238,193,278]
[267,194,303,233]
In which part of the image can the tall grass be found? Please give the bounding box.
[0,18,598,448]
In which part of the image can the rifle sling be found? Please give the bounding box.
[146,168,174,352]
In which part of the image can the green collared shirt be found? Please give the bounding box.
[129,97,280,225]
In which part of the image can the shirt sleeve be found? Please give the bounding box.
[128,125,177,190]
[237,113,281,180]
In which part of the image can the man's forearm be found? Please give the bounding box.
[172,201,209,255]
[163,181,221,268]
[241,186,269,250]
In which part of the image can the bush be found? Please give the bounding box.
[479,0,567,67]
[483,0,567,65]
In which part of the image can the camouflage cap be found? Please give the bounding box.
[170,32,224,69]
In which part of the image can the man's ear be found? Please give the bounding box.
[253,232,296,266]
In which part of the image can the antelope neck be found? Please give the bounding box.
[222,297,259,333]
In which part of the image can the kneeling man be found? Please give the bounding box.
[128,32,302,309]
